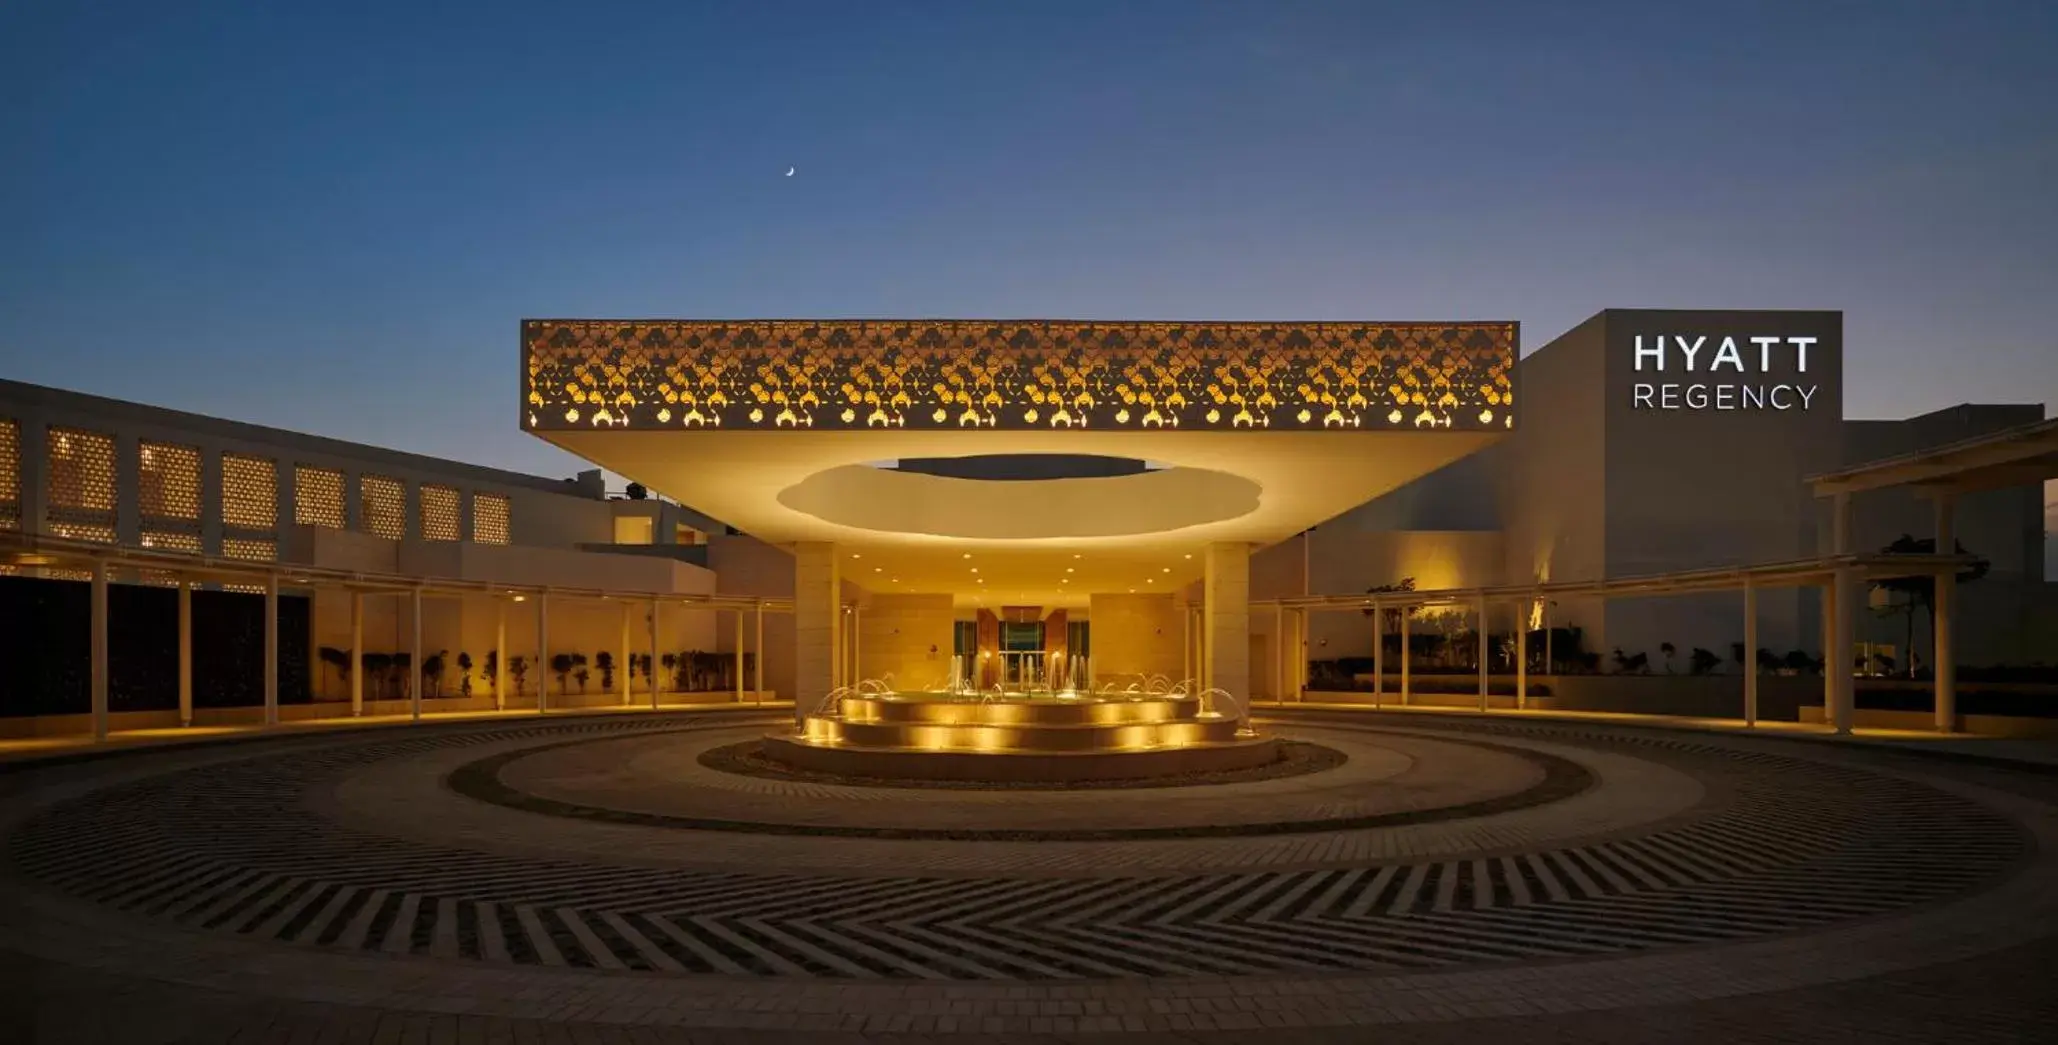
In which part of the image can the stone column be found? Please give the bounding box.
[754,601,765,704]
[794,542,839,724]
[495,598,508,712]
[343,591,361,717]
[409,587,423,722]
[734,607,745,703]
[1203,542,1250,709]
[1933,494,1957,733]
[1515,599,1528,711]
[536,591,550,714]
[649,597,661,710]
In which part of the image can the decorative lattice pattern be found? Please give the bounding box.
[294,466,345,528]
[48,520,116,544]
[221,537,277,562]
[47,427,117,512]
[420,484,460,541]
[360,475,405,539]
[523,319,1517,431]
[140,530,203,554]
[0,420,19,523]
[472,492,510,545]
[138,442,201,521]
[220,455,277,530]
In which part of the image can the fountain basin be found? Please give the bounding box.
[766,690,1278,783]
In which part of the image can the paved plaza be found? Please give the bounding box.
[3,707,2056,1043]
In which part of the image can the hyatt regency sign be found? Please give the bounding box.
[1631,335,1820,411]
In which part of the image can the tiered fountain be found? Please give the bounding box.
[761,676,1278,783]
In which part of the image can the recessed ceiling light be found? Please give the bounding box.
[1073,554,1082,559]
[1146,578,1154,583]
[1128,588,1136,593]
[962,553,972,559]
[970,567,979,573]
[851,553,860,559]
[1161,567,1170,573]
[1183,554,1192,560]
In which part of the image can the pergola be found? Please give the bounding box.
[1812,416,2058,730]
[1247,416,2058,735]
[1248,552,1974,732]
[0,530,796,741]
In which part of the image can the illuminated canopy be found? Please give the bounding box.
[523,319,1520,607]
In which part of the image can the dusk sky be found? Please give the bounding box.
[2,1,2053,529]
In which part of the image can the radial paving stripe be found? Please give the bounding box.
[1,709,2054,1037]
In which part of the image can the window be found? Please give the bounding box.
[295,466,345,528]
[420,484,460,541]
[140,530,202,554]
[953,620,978,657]
[613,515,654,545]
[360,475,405,539]
[472,493,510,545]
[138,442,201,521]
[1000,621,1044,652]
[221,454,277,530]
[48,427,116,513]
[222,537,277,562]
[0,419,18,530]
[675,523,706,545]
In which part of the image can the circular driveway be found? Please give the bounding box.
[2,707,2054,1041]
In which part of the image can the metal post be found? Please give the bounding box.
[178,580,194,727]
[494,598,507,712]
[1476,592,1489,713]
[349,590,364,717]
[1831,567,1858,735]
[1371,597,1383,707]
[619,601,633,706]
[264,573,280,726]
[1934,494,1957,732]
[753,601,765,705]
[91,559,109,741]
[1743,578,1759,727]
[537,590,550,714]
[409,587,422,722]
[734,607,745,703]
[1399,605,1411,706]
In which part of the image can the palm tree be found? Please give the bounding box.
[507,655,529,696]
[595,651,616,693]
[550,653,575,694]
[456,652,473,698]
[1659,642,1677,674]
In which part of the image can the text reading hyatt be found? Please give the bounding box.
[1631,335,1820,412]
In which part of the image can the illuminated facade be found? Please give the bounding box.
[522,319,1516,431]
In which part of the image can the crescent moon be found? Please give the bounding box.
[785,167,796,177]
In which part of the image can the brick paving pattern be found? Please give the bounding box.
[2,707,2054,1042]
